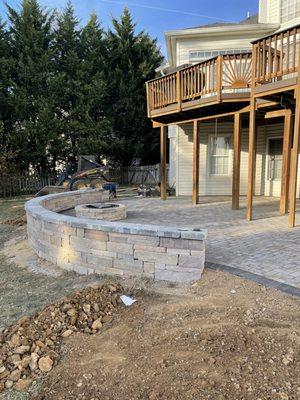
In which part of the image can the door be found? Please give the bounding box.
[266,137,283,197]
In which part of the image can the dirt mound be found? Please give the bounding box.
[0,214,26,226]
[33,272,300,400]
[0,283,123,393]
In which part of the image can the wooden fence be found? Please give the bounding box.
[0,165,168,198]
[0,175,55,198]
[109,164,169,185]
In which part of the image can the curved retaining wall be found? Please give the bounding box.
[25,190,207,283]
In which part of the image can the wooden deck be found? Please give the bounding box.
[146,25,300,121]
[148,24,300,228]
[146,53,252,120]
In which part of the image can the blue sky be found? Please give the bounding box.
[0,0,258,55]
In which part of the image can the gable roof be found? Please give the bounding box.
[184,13,259,30]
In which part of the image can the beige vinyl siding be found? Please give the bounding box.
[177,122,237,196]
[176,36,255,66]
[259,0,300,29]
[268,0,280,24]
[259,0,269,23]
[168,125,178,188]
[176,124,193,196]
[263,122,300,197]
[259,0,280,24]
[175,121,300,198]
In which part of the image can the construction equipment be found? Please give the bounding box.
[35,156,117,197]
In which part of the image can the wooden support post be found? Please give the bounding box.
[280,110,293,215]
[232,113,242,210]
[217,56,223,102]
[246,98,256,221]
[146,83,151,118]
[160,125,167,201]
[289,90,300,227]
[192,120,200,205]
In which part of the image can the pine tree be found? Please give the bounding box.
[7,0,56,173]
[52,1,83,164]
[76,13,114,158]
[0,18,12,146]
[106,8,163,166]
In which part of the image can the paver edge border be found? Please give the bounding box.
[206,262,300,298]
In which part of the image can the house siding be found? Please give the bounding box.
[259,0,269,23]
[259,0,300,29]
[168,125,178,188]
[175,121,300,198]
[268,0,280,24]
[176,36,256,66]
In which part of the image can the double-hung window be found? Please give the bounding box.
[209,135,232,176]
[281,0,300,23]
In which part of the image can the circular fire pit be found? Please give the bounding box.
[75,202,126,221]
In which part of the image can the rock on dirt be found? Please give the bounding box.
[0,214,26,227]
[0,283,123,393]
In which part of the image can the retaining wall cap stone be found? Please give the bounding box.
[25,189,207,240]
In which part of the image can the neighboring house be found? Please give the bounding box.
[156,0,300,202]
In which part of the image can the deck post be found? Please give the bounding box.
[146,83,151,118]
[280,110,293,215]
[192,120,200,205]
[160,125,168,201]
[232,113,242,210]
[217,56,223,102]
[289,90,300,227]
[246,97,256,221]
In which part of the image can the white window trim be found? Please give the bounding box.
[189,49,251,62]
[207,133,233,177]
[266,136,283,182]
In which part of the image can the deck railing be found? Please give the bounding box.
[146,53,252,115]
[253,25,300,86]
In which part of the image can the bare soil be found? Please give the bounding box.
[32,272,300,400]
[0,197,299,400]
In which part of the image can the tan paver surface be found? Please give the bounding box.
[119,196,300,288]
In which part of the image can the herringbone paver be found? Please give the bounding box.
[120,196,300,288]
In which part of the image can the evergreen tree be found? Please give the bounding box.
[76,13,114,158]
[106,8,163,166]
[52,1,83,164]
[0,19,13,146]
[0,2,163,173]
[7,0,56,173]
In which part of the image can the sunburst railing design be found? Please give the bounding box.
[222,53,252,89]
[146,53,253,115]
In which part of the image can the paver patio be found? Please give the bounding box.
[119,196,300,289]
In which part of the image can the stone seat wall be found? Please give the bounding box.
[25,190,207,283]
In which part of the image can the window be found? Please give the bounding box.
[268,138,283,180]
[209,135,232,176]
[281,0,300,23]
[189,49,250,62]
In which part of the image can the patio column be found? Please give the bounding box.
[192,120,200,205]
[289,90,300,227]
[160,125,168,201]
[280,110,293,215]
[246,98,256,221]
[232,113,242,210]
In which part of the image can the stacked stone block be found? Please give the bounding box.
[25,190,207,283]
[75,203,126,221]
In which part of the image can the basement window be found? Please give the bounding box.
[209,135,232,176]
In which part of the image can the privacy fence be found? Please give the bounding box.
[109,164,169,185]
[0,175,55,198]
[0,164,168,198]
